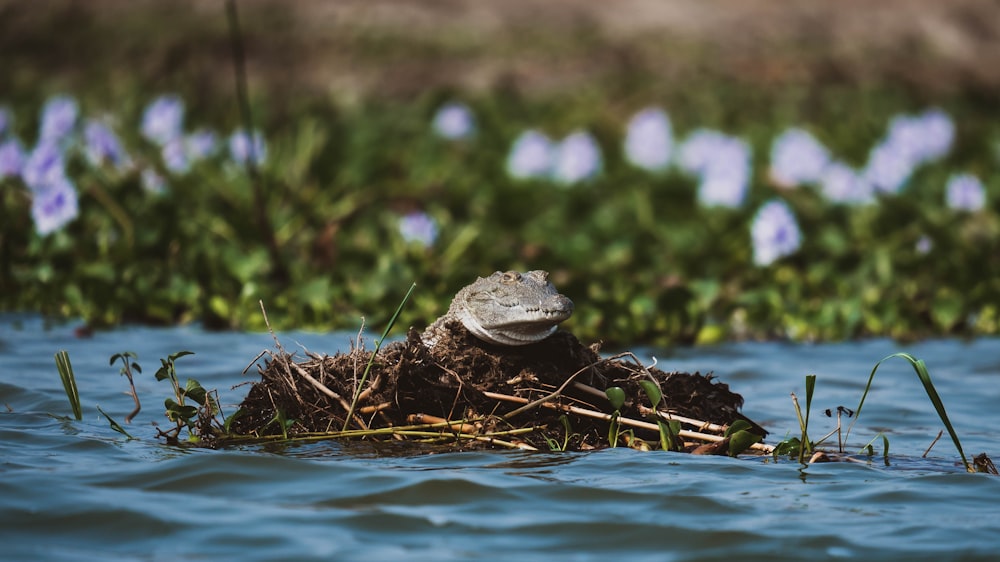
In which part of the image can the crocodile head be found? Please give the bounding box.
[448,270,574,346]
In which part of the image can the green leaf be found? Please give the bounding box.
[638,380,662,410]
[54,350,82,421]
[96,405,134,439]
[167,350,195,362]
[727,430,762,457]
[605,387,626,411]
[164,398,198,422]
[184,378,207,405]
[224,408,246,433]
[847,353,971,472]
[772,437,801,461]
[724,419,753,438]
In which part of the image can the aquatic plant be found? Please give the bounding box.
[552,130,602,185]
[39,95,79,143]
[749,199,801,266]
[53,350,81,421]
[398,212,439,247]
[623,107,672,172]
[846,353,973,472]
[605,386,626,447]
[506,129,555,180]
[432,102,475,140]
[0,138,25,178]
[83,120,130,170]
[110,351,142,424]
[152,350,218,443]
[769,127,830,188]
[945,173,986,212]
[30,178,79,236]
[140,95,185,146]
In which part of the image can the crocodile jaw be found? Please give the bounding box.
[456,301,572,346]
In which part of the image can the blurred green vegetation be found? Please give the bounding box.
[3,83,1000,346]
[2,2,1000,345]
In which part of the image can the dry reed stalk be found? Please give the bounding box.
[484,390,774,453]
[406,413,480,434]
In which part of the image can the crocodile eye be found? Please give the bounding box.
[501,271,521,283]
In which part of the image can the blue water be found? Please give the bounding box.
[2,314,999,561]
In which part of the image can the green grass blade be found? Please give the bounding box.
[343,282,416,431]
[54,350,82,421]
[847,352,971,472]
[96,405,134,439]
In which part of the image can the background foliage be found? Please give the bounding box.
[2,0,1000,346]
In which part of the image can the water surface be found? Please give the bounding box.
[2,315,998,561]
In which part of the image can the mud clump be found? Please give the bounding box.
[228,321,766,453]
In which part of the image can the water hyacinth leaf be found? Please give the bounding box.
[656,419,682,452]
[605,386,626,411]
[727,430,762,457]
[54,350,82,421]
[724,419,754,438]
[164,398,198,422]
[772,437,802,461]
[184,378,208,405]
[638,380,662,410]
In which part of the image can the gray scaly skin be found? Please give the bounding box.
[422,270,574,348]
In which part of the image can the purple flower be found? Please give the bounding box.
[552,130,602,185]
[162,138,190,174]
[432,102,475,140]
[676,129,729,175]
[39,95,79,142]
[185,129,218,162]
[678,131,751,208]
[506,130,554,180]
[864,140,914,195]
[141,95,185,146]
[624,107,672,172]
[886,109,954,165]
[141,168,166,194]
[83,120,130,170]
[820,162,874,205]
[769,128,830,188]
[0,138,25,179]
[750,199,802,266]
[945,173,986,212]
[698,164,749,208]
[399,211,438,247]
[22,142,66,191]
[913,109,955,162]
[229,129,267,166]
[30,176,79,235]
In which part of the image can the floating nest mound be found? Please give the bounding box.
[226,321,769,454]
